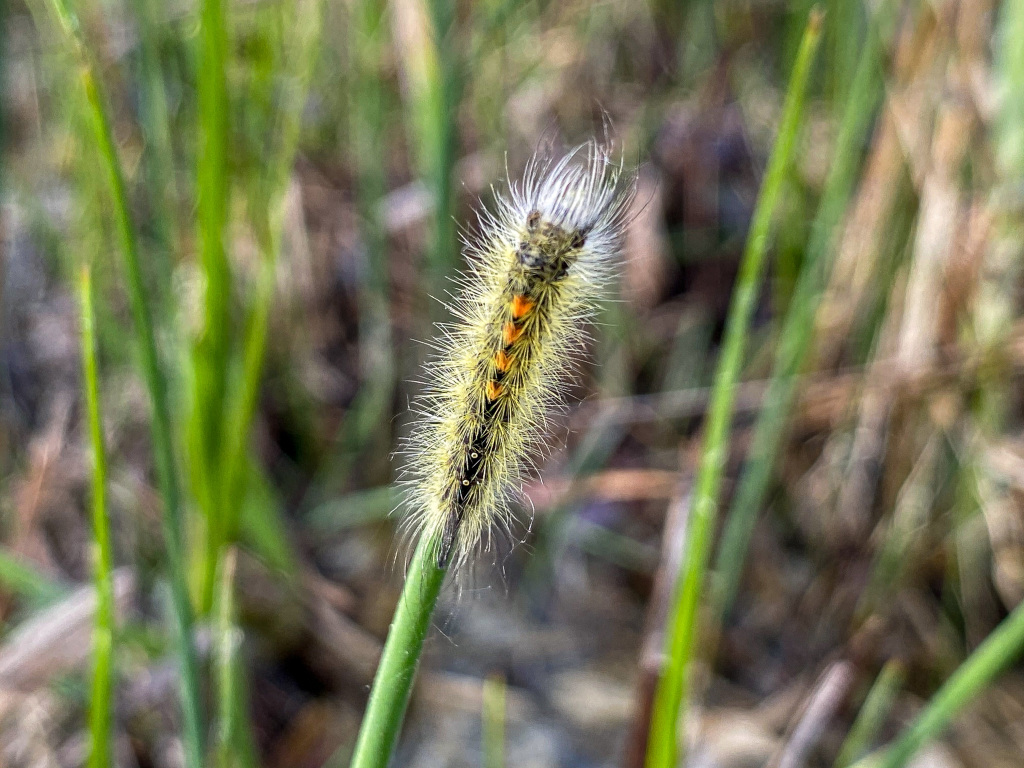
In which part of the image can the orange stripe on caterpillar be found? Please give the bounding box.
[502,322,525,345]
[486,381,503,400]
[494,350,511,372]
[510,295,534,319]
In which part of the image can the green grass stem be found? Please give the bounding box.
[348,533,448,768]
[644,12,823,767]
[214,547,239,768]
[834,661,905,768]
[712,4,888,622]
[78,264,115,768]
[482,673,507,768]
[195,0,233,616]
[45,3,205,763]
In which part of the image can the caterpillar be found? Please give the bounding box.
[401,141,633,571]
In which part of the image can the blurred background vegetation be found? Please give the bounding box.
[1,0,1024,766]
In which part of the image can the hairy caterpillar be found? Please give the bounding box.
[402,141,633,571]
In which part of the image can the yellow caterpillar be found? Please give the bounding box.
[402,141,633,571]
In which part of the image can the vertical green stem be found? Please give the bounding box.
[79,264,115,768]
[712,1,889,622]
[197,0,231,394]
[215,547,239,768]
[196,0,233,615]
[349,534,448,768]
[644,11,823,768]
[401,0,461,311]
[482,673,507,768]
[45,3,205,763]
[84,61,206,768]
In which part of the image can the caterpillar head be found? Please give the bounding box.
[516,210,587,275]
[504,140,633,284]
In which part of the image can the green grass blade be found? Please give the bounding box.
[855,601,1024,768]
[44,3,205,763]
[712,0,890,622]
[348,533,448,768]
[834,661,905,768]
[195,0,234,616]
[482,673,506,768]
[215,548,239,768]
[644,11,823,767]
[206,1,325,754]
[78,264,115,768]
[217,261,274,534]
[196,0,232,421]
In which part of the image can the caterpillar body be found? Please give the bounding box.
[403,142,633,571]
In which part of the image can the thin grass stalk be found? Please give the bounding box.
[644,12,823,767]
[45,3,205,763]
[834,660,904,768]
[214,547,239,768]
[78,264,115,768]
[196,0,234,615]
[853,600,1024,768]
[196,0,231,410]
[84,56,206,768]
[218,263,274,538]
[712,3,889,622]
[482,673,507,768]
[348,533,447,768]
